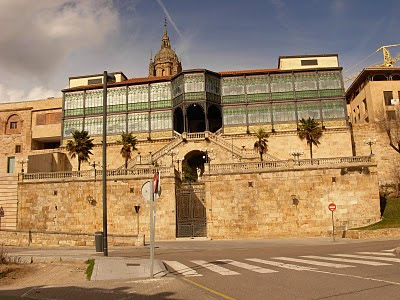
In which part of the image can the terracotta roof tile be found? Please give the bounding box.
[218,68,280,76]
[63,75,173,92]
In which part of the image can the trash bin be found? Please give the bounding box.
[95,231,103,252]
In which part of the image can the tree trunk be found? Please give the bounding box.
[78,159,81,171]
[260,151,263,162]
[125,157,128,169]
[310,143,313,160]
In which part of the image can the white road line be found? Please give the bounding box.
[382,249,396,252]
[331,254,400,263]
[301,255,391,266]
[191,260,240,276]
[164,261,202,277]
[272,257,354,268]
[356,252,395,256]
[216,259,278,274]
[246,258,316,271]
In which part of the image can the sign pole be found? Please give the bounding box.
[331,210,335,242]
[149,178,155,278]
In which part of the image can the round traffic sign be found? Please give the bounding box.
[328,203,336,212]
[141,181,161,201]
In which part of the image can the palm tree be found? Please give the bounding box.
[297,117,323,159]
[117,132,138,169]
[254,127,269,161]
[66,130,94,171]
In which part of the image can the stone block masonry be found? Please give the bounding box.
[14,158,381,242]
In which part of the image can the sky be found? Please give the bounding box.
[0,0,399,103]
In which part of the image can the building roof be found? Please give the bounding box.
[345,67,400,101]
[63,75,173,92]
[63,66,343,92]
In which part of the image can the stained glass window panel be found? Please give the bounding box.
[222,77,245,96]
[150,111,172,130]
[85,116,103,136]
[319,72,342,90]
[107,114,126,134]
[272,103,296,122]
[107,87,126,112]
[85,89,103,115]
[184,74,205,93]
[128,113,149,132]
[270,74,293,93]
[172,75,184,98]
[128,85,149,110]
[206,75,220,95]
[246,76,269,94]
[322,101,345,119]
[64,92,84,117]
[63,118,83,137]
[248,105,271,124]
[297,102,321,120]
[223,107,246,125]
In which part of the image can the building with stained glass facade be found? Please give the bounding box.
[62,53,347,143]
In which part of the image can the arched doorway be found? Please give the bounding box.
[186,103,205,133]
[207,105,222,133]
[173,107,184,133]
[182,150,206,182]
[176,149,207,238]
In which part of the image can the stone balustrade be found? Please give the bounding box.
[21,166,174,182]
[207,156,373,175]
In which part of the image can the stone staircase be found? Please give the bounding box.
[121,131,184,169]
[207,132,280,161]
[0,173,18,230]
[119,130,280,170]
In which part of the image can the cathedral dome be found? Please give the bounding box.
[148,19,182,77]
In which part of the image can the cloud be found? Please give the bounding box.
[331,0,346,14]
[156,0,183,38]
[0,84,61,103]
[268,0,290,30]
[0,0,120,82]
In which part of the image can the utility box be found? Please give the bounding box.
[95,231,103,252]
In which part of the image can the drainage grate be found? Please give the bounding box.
[126,263,140,266]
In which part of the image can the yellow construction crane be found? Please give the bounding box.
[376,44,400,67]
[344,44,400,82]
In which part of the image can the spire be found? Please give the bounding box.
[161,18,171,49]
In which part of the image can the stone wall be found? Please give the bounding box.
[352,123,400,196]
[0,229,142,247]
[17,169,177,240]
[203,161,380,239]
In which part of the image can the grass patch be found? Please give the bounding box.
[85,259,95,280]
[354,198,400,230]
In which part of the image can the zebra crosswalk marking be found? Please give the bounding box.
[331,254,400,263]
[163,261,202,277]
[272,257,354,268]
[356,252,395,256]
[246,258,316,271]
[191,260,240,276]
[301,255,391,266]
[216,259,278,274]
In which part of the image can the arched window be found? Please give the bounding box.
[6,114,21,134]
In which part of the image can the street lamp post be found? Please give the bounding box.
[90,161,100,182]
[289,149,304,164]
[101,71,115,257]
[16,158,29,173]
[165,149,179,167]
[363,138,376,156]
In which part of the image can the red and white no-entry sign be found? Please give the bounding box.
[328,203,336,212]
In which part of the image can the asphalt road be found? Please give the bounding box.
[150,238,400,300]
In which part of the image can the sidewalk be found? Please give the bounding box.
[6,246,164,280]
